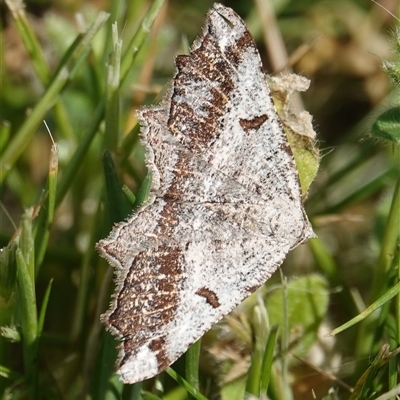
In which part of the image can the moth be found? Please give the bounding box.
[97,3,314,384]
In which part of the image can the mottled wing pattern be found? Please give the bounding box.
[97,3,314,384]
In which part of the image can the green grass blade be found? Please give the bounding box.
[0,121,10,156]
[34,143,58,270]
[308,237,338,282]
[102,150,132,224]
[375,385,400,400]
[120,0,167,85]
[37,279,53,339]
[16,247,38,394]
[57,12,110,81]
[330,281,400,336]
[185,339,201,395]
[69,211,99,342]
[92,331,123,400]
[5,0,51,83]
[166,368,209,400]
[105,23,122,151]
[349,345,399,399]
[0,239,17,302]
[142,392,163,400]
[19,213,35,288]
[122,185,137,206]
[134,172,153,209]
[260,324,278,395]
[246,298,269,397]
[372,177,400,300]
[307,142,375,210]
[321,167,398,215]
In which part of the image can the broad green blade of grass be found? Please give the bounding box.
[185,339,201,395]
[260,324,278,395]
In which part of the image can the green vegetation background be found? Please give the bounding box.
[0,0,399,399]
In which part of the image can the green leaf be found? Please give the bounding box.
[371,106,400,144]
